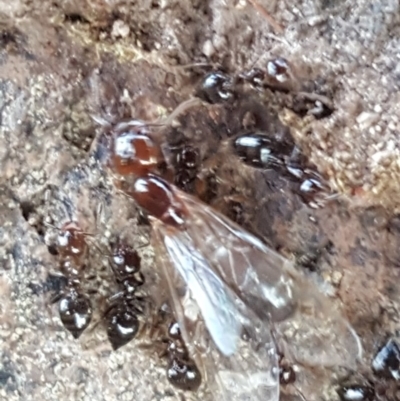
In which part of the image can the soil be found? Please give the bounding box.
[0,1,400,401]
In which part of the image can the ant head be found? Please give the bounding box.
[106,121,164,177]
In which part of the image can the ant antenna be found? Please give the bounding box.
[43,220,96,238]
[173,62,214,71]
[246,0,284,34]
[158,97,204,127]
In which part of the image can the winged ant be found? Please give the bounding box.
[96,111,362,400]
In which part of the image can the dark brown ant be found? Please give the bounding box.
[286,147,333,208]
[165,321,202,391]
[277,357,309,401]
[173,145,200,193]
[196,57,333,121]
[279,363,296,386]
[104,241,146,350]
[50,221,93,339]
[232,132,332,207]
[195,71,235,104]
[372,338,400,380]
[239,57,297,93]
[290,92,334,119]
[233,131,291,169]
[239,58,333,119]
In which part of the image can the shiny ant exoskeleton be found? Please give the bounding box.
[104,241,146,350]
[50,221,93,339]
[232,131,332,207]
[233,131,291,170]
[196,57,333,120]
[195,57,296,105]
[195,71,235,104]
[105,120,163,177]
[239,57,296,93]
[279,363,296,386]
[337,384,375,401]
[372,338,400,380]
[173,145,200,193]
[143,304,202,392]
[165,321,202,391]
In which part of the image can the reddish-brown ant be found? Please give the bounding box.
[49,220,93,339]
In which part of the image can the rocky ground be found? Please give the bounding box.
[0,1,400,400]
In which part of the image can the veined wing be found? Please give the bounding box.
[176,189,362,369]
[152,221,279,401]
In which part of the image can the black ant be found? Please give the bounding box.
[164,321,202,391]
[104,240,146,350]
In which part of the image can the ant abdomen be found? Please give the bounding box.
[57,286,93,339]
[105,301,140,350]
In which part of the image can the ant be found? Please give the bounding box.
[49,221,93,339]
[143,304,202,392]
[195,56,333,119]
[233,132,332,208]
[164,321,202,392]
[50,222,148,350]
[104,240,146,350]
[195,57,296,104]
[170,139,201,193]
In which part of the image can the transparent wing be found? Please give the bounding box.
[176,189,362,369]
[152,222,280,401]
[163,231,241,357]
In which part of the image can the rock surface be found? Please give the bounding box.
[0,1,400,400]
